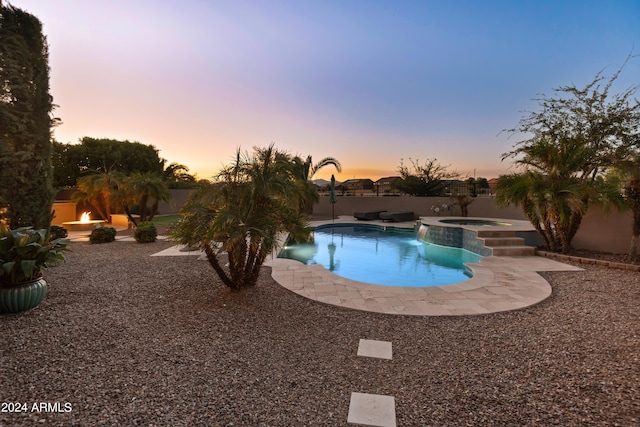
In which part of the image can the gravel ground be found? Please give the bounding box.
[1,238,639,426]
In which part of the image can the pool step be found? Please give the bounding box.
[476,230,519,238]
[477,231,535,256]
[490,246,536,256]
[481,237,525,247]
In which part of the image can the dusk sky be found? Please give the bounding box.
[15,0,640,181]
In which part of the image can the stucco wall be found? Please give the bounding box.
[313,195,527,220]
[572,208,633,254]
[51,202,77,225]
[156,189,193,214]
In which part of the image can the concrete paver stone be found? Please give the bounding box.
[348,392,396,427]
[357,339,393,360]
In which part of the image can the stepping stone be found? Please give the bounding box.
[357,339,392,360]
[150,245,203,257]
[347,392,396,427]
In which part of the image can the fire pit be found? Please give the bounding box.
[63,212,106,232]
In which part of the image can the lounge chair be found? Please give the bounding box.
[379,211,414,222]
[354,210,387,220]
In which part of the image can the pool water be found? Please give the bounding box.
[278,225,483,287]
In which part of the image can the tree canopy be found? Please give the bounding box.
[503,55,639,178]
[52,137,164,188]
[0,5,57,228]
[396,158,457,196]
[498,58,639,253]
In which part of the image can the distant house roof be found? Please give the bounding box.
[341,178,373,185]
[375,176,402,185]
[311,178,340,187]
[340,178,374,189]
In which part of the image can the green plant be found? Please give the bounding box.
[396,158,457,196]
[53,137,165,188]
[500,57,638,253]
[89,226,116,244]
[170,145,310,290]
[73,168,122,223]
[0,224,68,286]
[450,193,474,217]
[0,5,57,229]
[134,222,157,243]
[49,225,68,240]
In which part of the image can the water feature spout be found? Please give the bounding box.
[416,224,429,242]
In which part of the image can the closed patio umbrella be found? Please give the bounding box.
[329,174,337,221]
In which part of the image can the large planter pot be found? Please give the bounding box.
[0,277,48,314]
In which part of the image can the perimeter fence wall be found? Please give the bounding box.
[82,189,633,255]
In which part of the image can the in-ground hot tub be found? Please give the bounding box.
[439,219,512,226]
[417,217,540,256]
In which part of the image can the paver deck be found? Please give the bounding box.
[266,217,583,316]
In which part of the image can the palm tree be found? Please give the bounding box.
[497,171,587,252]
[75,170,171,226]
[73,167,123,222]
[291,155,342,214]
[128,172,171,222]
[162,162,196,188]
[497,137,624,253]
[110,175,139,226]
[306,156,342,179]
[170,145,310,290]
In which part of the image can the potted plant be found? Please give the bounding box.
[0,224,69,314]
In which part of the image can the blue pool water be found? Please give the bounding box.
[278,225,483,287]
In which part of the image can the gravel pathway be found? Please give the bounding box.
[2,239,639,426]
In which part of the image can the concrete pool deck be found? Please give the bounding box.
[265,217,583,316]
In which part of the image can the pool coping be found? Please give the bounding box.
[418,216,536,232]
[266,216,583,316]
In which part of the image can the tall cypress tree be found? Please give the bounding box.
[0,5,56,228]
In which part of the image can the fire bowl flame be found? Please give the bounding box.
[63,212,106,231]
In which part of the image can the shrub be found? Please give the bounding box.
[134,222,157,243]
[89,226,116,244]
[49,225,68,240]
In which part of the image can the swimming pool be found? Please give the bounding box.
[278,225,482,287]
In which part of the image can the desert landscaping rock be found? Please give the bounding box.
[2,239,639,426]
